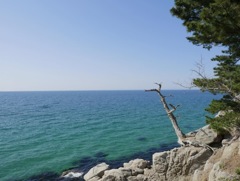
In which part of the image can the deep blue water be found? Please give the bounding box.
[0,90,220,180]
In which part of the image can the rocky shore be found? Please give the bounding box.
[60,125,240,181]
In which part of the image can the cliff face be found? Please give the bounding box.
[193,139,240,181]
[151,146,213,181]
[61,126,240,181]
[150,138,240,181]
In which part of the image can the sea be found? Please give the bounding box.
[0,90,221,181]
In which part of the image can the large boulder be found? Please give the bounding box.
[195,125,222,145]
[152,146,213,181]
[84,163,109,181]
[192,138,240,181]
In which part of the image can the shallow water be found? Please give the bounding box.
[0,90,220,180]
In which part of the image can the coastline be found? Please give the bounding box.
[61,125,240,181]
[0,91,223,181]
[10,124,240,181]
[1,90,216,181]
[18,142,179,181]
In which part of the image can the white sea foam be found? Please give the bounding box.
[63,171,84,178]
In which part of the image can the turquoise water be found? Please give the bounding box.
[0,90,220,180]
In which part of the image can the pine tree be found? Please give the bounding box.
[171,0,240,136]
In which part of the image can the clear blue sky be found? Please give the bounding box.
[0,0,222,91]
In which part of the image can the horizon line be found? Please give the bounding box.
[0,89,198,92]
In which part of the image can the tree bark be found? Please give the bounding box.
[145,85,186,145]
[145,84,215,152]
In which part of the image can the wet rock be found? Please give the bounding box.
[62,171,84,179]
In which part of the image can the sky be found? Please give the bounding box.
[0,0,223,91]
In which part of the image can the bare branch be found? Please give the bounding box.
[186,58,239,102]
[169,104,180,110]
[164,94,174,98]
[145,89,159,92]
[154,83,162,91]
[146,83,186,145]
[168,104,180,114]
[145,83,214,151]
[174,81,196,89]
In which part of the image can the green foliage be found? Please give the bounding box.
[207,112,240,133]
[236,167,240,175]
[171,0,240,135]
[171,0,240,58]
[219,162,226,169]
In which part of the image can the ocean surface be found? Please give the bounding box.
[0,90,221,180]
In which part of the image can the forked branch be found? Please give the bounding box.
[145,83,186,145]
[145,83,214,152]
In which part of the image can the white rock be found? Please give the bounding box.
[123,159,150,170]
[195,125,221,145]
[62,171,84,178]
[101,169,129,181]
[215,110,226,117]
[208,161,230,181]
[152,151,169,173]
[84,162,109,181]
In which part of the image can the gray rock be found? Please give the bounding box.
[118,168,132,177]
[123,159,150,170]
[152,151,169,173]
[221,138,231,146]
[127,174,147,181]
[152,146,213,180]
[101,169,131,181]
[185,147,213,174]
[195,125,222,145]
[143,168,165,181]
[123,159,150,176]
[208,161,233,181]
[192,169,204,181]
[191,138,240,181]
[84,162,109,181]
[87,176,101,181]
[61,133,240,181]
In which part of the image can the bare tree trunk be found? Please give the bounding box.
[146,83,214,152]
[145,84,186,145]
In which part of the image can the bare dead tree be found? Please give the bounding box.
[145,83,214,151]
[175,59,240,103]
[145,83,186,145]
